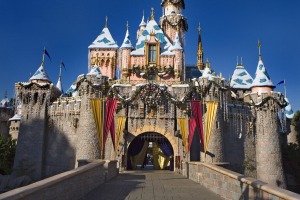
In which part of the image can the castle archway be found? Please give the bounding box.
[126,131,175,171]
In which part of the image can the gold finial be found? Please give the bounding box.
[151,8,155,20]
[198,22,201,34]
[105,16,108,27]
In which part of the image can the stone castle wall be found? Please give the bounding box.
[0,107,14,139]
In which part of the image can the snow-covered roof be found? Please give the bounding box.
[131,19,172,56]
[56,76,63,93]
[230,64,253,89]
[200,67,214,80]
[169,32,183,51]
[87,65,102,76]
[9,114,21,121]
[120,28,134,49]
[89,27,118,49]
[252,58,274,88]
[65,83,77,97]
[139,15,147,27]
[0,97,10,107]
[284,97,294,119]
[29,64,51,82]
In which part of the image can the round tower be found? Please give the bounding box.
[120,21,134,80]
[160,0,188,46]
[76,78,101,162]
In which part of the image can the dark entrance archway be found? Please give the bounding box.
[127,132,174,171]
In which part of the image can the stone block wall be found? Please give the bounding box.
[0,160,111,200]
[182,162,300,200]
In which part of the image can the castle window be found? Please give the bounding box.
[148,45,156,62]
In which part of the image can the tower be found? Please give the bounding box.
[88,17,119,79]
[247,42,286,188]
[197,24,204,70]
[160,0,188,45]
[120,21,134,80]
[13,53,61,181]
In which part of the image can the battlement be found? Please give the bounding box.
[244,91,286,108]
[49,96,82,116]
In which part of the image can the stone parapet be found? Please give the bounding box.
[182,162,300,200]
[0,160,108,200]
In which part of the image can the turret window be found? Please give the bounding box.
[149,45,157,62]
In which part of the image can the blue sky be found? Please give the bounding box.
[0,0,299,111]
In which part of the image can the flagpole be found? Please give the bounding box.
[42,47,46,65]
[284,79,286,98]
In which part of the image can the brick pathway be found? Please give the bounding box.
[82,170,223,200]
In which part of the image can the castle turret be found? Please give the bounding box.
[88,17,118,79]
[160,0,188,45]
[137,12,147,39]
[170,32,183,80]
[251,41,275,95]
[197,24,204,70]
[245,42,286,188]
[120,22,134,80]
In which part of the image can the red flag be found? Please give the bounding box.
[190,101,204,149]
[103,99,117,151]
[188,118,197,151]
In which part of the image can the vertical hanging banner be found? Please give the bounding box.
[90,98,104,151]
[190,101,204,149]
[114,116,127,158]
[204,101,218,154]
[103,99,118,151]
[178,118,189,153]
[188,117,196,151]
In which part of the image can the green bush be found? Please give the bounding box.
[0,134,16,175]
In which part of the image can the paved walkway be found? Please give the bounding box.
[82,170,223,200]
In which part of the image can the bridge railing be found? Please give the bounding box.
[182,162,300,200]
[0,160,118,200]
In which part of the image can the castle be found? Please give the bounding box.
[7,0,297,190]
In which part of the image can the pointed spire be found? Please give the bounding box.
[105,16,108,28]
[230,59,253,89]
[121,21,134,49]
[56,62,64,93]
[252,42,274,89]
[151,8,155,20]
[29,50,52,83]
[197,23,204,70]
[139,10,147,27]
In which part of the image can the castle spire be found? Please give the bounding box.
[105,16,108,28]
[197,23,204,70]
[151,8,155,20]
[120,21,134,49]
[56,61,64,93]
[139,10,147,27]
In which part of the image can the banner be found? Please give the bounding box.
[190,101,204,149]
[114,116,126,158]
[90,98,104,152]
[204,101,218,154]
[178,118,189,153]
[103,99,118,151]
[188,117,197,151]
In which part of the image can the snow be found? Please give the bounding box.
[252,58,274,88]
[131,18,172,56]
[29,64,51,82]
[169,32,183,51]
[88,27,118,49]
[120,28,134,49]
[230,64,253,89]
[284,97,294,119]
